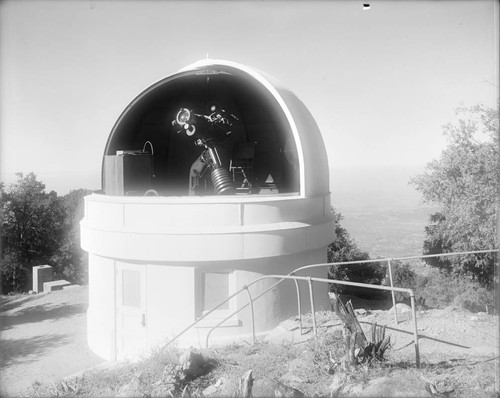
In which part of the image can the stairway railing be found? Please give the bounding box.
[160,249,497,369]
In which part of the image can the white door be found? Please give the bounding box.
[116,262,147,359]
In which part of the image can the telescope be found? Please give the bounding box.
[172,106,238,195]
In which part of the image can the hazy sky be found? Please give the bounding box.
[0,0,498,196]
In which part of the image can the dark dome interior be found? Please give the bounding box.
[102,66,300,196]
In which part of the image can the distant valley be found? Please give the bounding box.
[330,165,439,259]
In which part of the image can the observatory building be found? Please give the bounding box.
[81,59,334,361]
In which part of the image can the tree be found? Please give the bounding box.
[50,189,92,285]
[410,104,499,288]
[1,173,65,293]
[328,213,386,297]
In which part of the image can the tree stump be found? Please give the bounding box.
[329,292,390,366]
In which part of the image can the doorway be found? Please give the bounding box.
[115,262,147,359]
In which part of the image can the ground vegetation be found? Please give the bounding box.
[0,173,91,293]
[410,104,498,289]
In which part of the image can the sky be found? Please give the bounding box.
[0,0,498,201]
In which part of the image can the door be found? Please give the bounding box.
[116,262,147,359]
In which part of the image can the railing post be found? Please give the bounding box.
[292,273,303,335]
[307,277,317,335]
[243,285,256,345]
[387,259,399,324]
[410,293,420,368]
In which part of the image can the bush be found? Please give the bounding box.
[1,173,65,293]
[1,176,91,293]
[388,264,495,313]
[0,252,27,294]
[410,104,498,289]
[387,261,417,303]
[330,262,387,299]
[451,280,495,313]
[328,212,386,298]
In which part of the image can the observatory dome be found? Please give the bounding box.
[101,59,329,198]
[81,60,334,361]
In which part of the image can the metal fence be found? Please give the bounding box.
[161,249,497,369]
[293,249,498,324]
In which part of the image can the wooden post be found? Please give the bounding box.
[329,292,367,366]
[329,293,367,342]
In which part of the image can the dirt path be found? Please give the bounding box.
[0,286,105,397]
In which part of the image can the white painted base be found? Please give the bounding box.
[83,194,334,361]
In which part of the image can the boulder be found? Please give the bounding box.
[179,349,215,381]
[389,303,412,314]
[202,378,225,396]
[345,374,430,397]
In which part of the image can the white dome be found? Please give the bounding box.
[83,60,334,361]
[102,59,330,198]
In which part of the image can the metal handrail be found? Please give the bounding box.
[163,272,421,365]
[292,249,498,324]
[292,249,499,274]
[160,274,288,353]
[160,249,498,368]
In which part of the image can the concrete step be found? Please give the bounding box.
[43,280,71,292]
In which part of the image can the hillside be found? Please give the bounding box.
[1,287,497,397]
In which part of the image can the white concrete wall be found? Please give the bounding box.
[235,248,330,328]
[152,250,330,349]
[86,252,330,357]
[83,194,335,358]
[146,265,196,350]
[87,254,116,360]
[81,194,333,262]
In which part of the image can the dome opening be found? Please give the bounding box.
[103,66,300,196]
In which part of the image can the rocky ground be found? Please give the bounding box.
[205,303,499,397]
[0,287,498,397]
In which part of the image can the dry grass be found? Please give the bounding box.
[25,347,183,397]
[25,318,498,397]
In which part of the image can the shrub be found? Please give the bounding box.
[410,104,499,290]
[330,262,387,299]
[389,261,416,302]
[328,212,386,298]
[388,265,496,313]
[452,279,495,313]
